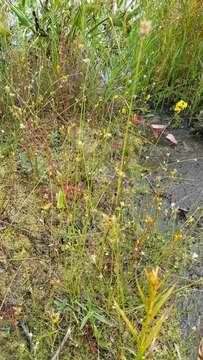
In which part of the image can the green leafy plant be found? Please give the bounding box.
[56,189,66,210]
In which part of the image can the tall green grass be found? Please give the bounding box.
[1,0,202,119]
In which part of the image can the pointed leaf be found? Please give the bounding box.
[80,310,94,330]
[136,279,148,310]
[150,285,175,321]
[114,300,138,341]
[141,308,171,354]
[93,312,111,326]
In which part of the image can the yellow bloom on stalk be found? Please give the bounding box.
[170,168,177,178]
[113,95,119,100]
[145,215,155,226]
[50,278,61,286]
[187,216,194,224]
[173,232,183,242]
[134,136,143,148]
[174,100,188,113]
[20,56,26,63]
[83,58,90,65]
[13,306,22,316]
[62,75,69,82]
[121,107,127,114]
[37,95,43,104]
[56,64,61,74]
[50,311,60,325]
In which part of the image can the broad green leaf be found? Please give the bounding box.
[56,190,66,210]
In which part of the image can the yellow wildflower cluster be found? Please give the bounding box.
[173,232,183,242]
[50,311,60,325]
[112,94,119,100]
[170,168,177,178]
[186,216,194,224]
[174,100,188,113]
[50,278,61,286]
[121,107,127,115]
[56,64,61,74]
[145,215,155,226]
[134,136,143,149]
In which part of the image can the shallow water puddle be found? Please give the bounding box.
[146,128,203,357]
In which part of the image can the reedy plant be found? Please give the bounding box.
[115,267,174,360]
[1,0,203,118]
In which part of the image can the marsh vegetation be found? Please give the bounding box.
[0,1,202,359]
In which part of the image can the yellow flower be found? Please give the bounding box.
[187,216,194,224]
[50,278,61,286]
[134,136,143,148]
[174,100,188,113]
[20,56,26,63]
[78,43,85,50]
[56,64,61,74]
[37,95,43,104]
[113,95,119,100]
[170,168,177,178]
[103,132,112,139]
[62,75,69,82]
[50,311,60,325]
[121,107,127,114]
[145,216,155,226]
[83,58,90,65]
[13,306,22,316]
[173,232,183,242]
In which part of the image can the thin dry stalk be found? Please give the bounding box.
[50,328,71,360]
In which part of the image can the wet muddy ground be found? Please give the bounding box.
[147,128,203,357]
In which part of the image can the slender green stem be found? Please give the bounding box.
[115,39,144,205]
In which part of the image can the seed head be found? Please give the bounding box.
[140,20,152,37]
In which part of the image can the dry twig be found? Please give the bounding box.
[50,327,71,360]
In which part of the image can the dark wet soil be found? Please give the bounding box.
[147,128,203,357]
